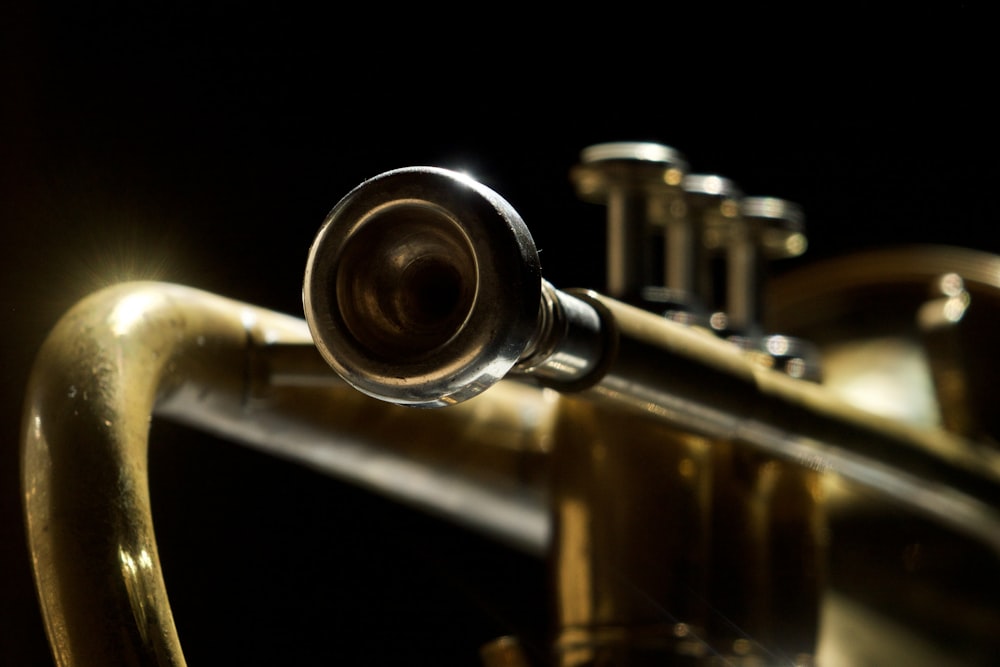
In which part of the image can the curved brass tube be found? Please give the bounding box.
[21,281,553,667]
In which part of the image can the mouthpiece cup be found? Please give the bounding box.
[304,167,542,407]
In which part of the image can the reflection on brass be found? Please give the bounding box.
[20,149,1000,666]
[481,636,533,667]
[22,283,553,666]
[551,397,712,665]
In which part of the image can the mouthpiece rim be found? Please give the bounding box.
[304,166,542,407]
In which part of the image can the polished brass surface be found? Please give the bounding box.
[481,636,533,667]
[20,151,1000,667]
[22,282,553,666]
[550,397,712,666]
[297,162,1000,665]
[767,246,1000,666]
[768,245,1000,443]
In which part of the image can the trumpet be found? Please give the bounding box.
[21,143,1000,666]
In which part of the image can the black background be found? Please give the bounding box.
[2,4,996,665]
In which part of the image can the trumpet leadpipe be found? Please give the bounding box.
[303,166,1000,553]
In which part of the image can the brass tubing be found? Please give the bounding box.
[546,290,1000,554]
[549,398,714,665]
[21,281,553,667]
[305,167,1000,554]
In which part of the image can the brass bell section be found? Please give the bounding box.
[768,245,1000,667]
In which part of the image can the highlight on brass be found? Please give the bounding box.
[20,141,1000,666]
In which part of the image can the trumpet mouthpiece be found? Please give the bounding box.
[303,167,542,407]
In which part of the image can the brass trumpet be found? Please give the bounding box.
[21,143,1000,666]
